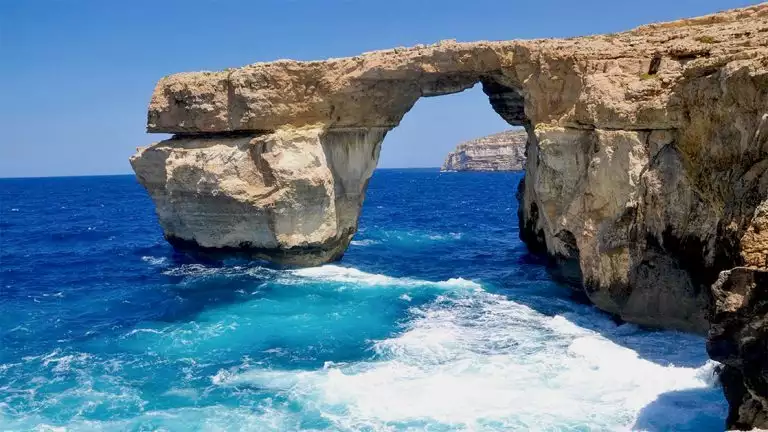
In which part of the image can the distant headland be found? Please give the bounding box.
[441,129,527,172]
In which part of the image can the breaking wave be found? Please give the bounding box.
[210,287,725,431]
[350,239,379,246]
[290,265,482,290]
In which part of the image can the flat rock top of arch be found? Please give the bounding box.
[148,3,768,134]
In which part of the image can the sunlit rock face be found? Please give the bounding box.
[441,130,527,172]
[517,49,768,335]
[131,127,383,265]
[133,3,768,315]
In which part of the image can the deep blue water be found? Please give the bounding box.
[1,169,726,431]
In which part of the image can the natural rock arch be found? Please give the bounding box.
[132,36,628,268]
[134,49,540,266]
[133,4,767,332]
[132,6,768,427]
[134,89,523,262]
[131,8,768,427]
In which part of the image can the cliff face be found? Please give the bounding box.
[132,5,768,427]
[513,14,768,335]
[708,267,768,430]
[441,130,527,171]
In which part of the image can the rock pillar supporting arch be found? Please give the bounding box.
[131,126,386,265]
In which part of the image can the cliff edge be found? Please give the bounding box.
[441,130,527,171]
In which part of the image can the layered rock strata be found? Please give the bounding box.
[132,5,768,427]
[441,129,527,171]
[132,127,383,265]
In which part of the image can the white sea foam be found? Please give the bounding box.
[427,232,463,240]
[367,229,465,246]
[162,387,199,400]
[123,328,165,338]
[162,264,222,277]
[8,264,724,431]
[350,239,378,246]
[141,255,168,266]
[0,405,304,432]
[159,263,278,280]
[289,265,482,290]
[215,290,725,430]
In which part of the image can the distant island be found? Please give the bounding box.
[441,129,527,172]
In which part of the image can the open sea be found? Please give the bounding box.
[0,169,727,431]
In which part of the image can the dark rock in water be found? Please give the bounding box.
[441,130,527,172]
[708,267,768,430]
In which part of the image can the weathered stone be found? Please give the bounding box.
[145,6,768,136]
[516,13,768,334]
[131,127,383,265]
[708,267,768,430]
[441,130,527,172]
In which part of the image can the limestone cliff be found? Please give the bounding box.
[708,267,768,430]
[132,127,382,265]
[132,5,768,428]
[441,130,527,171]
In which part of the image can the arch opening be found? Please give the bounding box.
[375,83,520,170]
[324,81,532,274]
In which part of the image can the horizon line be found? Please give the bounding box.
[0,167,454,180]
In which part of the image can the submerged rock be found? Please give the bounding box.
[441,130,527,172]
[131,5,768,427]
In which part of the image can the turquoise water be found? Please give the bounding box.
[1,169,726,431]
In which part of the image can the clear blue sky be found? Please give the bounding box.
[0,0,758,177]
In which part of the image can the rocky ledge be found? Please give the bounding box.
[132,4,768,428]
[441,129,527,171]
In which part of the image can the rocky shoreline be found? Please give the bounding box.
[131,4,768,429]
[441,130,527,171]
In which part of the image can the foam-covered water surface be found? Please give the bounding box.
[0,170,726,430]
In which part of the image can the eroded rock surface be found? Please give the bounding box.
[441,130,527,171]
[131,127,383,265]
[708,267,768,430]
[514,9,768,334]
